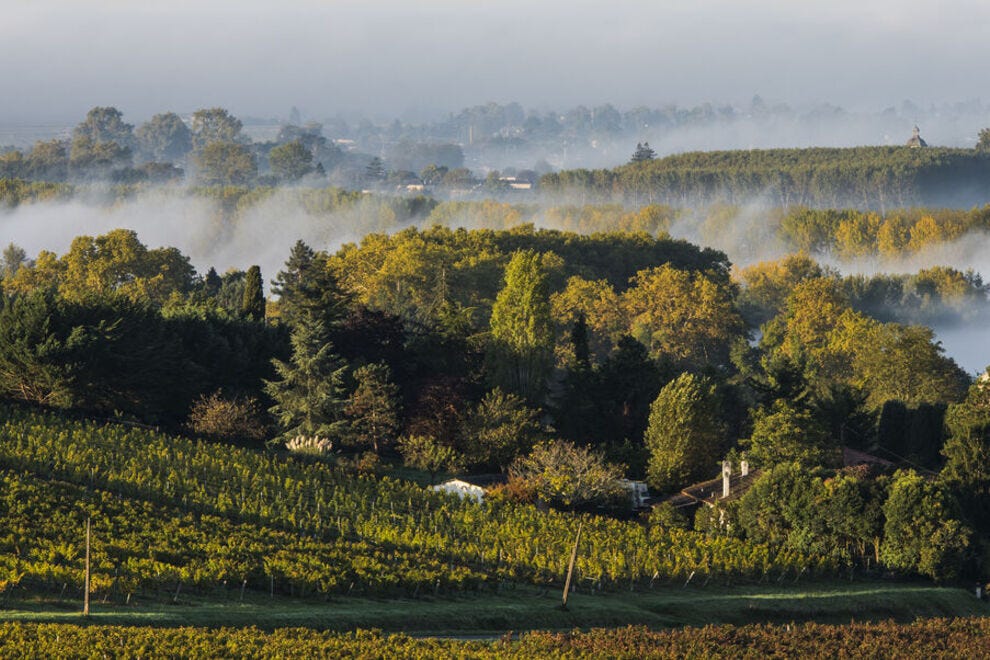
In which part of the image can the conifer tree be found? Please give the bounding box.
[264,316,349,442]
[271,240,350,328]
[630,142,656,163]
[241,265,265,321]
[344,362,401,455]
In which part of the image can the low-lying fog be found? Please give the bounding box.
[3,191,988,374]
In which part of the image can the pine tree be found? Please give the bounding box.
[241,265,265,321]
[630,142,656,163]
[264,317,349,442]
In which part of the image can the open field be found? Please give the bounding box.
[0,582,985,635]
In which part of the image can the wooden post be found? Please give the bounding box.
[561,523,582,609]
[83,517,91,616]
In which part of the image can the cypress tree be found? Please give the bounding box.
[241,265,265,321]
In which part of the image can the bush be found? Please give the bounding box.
[186,390,267,441]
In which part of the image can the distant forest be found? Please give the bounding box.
[542,147,990,209]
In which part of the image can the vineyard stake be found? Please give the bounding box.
[83,517,91,616]
[561,522,582,609]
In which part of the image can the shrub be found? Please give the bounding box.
[186,390,266,441]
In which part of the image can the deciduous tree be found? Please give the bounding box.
[644,372,725,492]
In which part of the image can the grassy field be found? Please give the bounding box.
[1,582,985,635]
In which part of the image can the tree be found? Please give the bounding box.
[69,135,131,178]
[744,400,837,469]
[344,362,401,455]
[397,434,462,484]
[0,290,80,407]
[977,128,990,152]
[271,240,351,328]
[508,440,624,510]
[460,388,542,471]
[68,107,134,178]
[736,253,829,326]
[644,373,725,492]
[420,164,449,186]
[190,108,243,149]
[241,265,265,321]
[487,250,554,402]
[847,322,969,409]
[365,156,386,182]
[880,470,970,582]
[135,112,192,163]
[623,264,744,368]
[194,141,256,186]
[25,140,69,181]
[269,140,314,182]
[629,142,656,163]
[1,243,27,280]
[73,106,134,148]
[264,317,349,442]
[941,378,990,534]
[550,276,625,364]
[737,463,827,552]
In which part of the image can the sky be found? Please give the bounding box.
[3,1,990,123]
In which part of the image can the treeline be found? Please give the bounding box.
[541,147,990,209]
[737,253,990,327]
[778,205,990,257]
[1,619,989,658]
[2,222,988,581]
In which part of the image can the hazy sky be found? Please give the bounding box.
[3,0,990,122]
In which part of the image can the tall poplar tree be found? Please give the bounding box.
[644,372,725,492]
[487,250,553,403]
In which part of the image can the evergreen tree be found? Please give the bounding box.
[644,372,725,492]
[344,362,401,455]
[264,317,349,442]
[365,156,386,182]
[271,240,350,328]
[202,267,222,297]
[487,250,553,402]
[630,142,656,163]
[241,265,265,321]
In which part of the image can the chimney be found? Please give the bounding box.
[740,459,749,477]
[722,460,731,498]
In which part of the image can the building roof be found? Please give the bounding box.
[658,469,762,509]
[842,446,895,468]
[906,125,928,147]
[431,479,486,503]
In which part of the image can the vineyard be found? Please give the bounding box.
[1,618,988,658]
[0,403,830,603]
